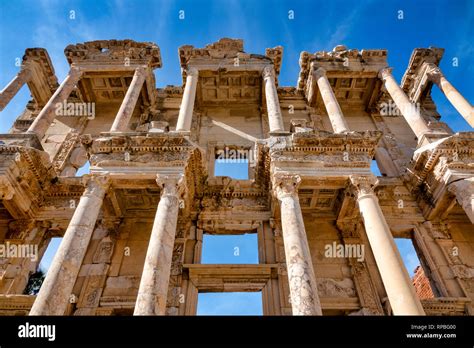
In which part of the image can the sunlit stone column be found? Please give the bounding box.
[448,178,474,224]
[110,67,146,132]
[426,63,474,128]
[27,67,83,139]
[350,175,425,315]
[379,67,431,139]
[29,174,110,315]
[134,174,183,315]
[263,66,285,133]
[273,174,322,315]
[0,67,32,111]
[313,67,350,134]
[175,67,199,132]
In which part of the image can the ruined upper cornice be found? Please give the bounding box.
[297,45,387,90]
[400,47,444,102]
[178,38,282,80]
[22,48,59,94]
[64,39,162,68]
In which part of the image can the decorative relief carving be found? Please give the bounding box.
[317,278,356,297]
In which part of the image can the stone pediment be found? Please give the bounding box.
[65,39,162,68]
[400,47,444,95]
[298,45,387,91]
[178,38,282,76]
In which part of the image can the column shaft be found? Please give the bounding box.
[110,67,146,132]
[27,67,82,139]
[263,66,285,133]
[0,68,32,111]
[274,174,322,315]
[379,68,431,139]
[351,176,425,315]
[448,178,474,223]
[426,64,474,127]
[29,175,110,315]
[134,174,182,315]
[314,68,350,133]
[175,68,199,132]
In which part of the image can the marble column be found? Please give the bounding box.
[313,68,350,134]
[0,67,32,111]
[350,175,425,315]
[426,63,474,128]
[175,67,199,132]
[134,174,183,315]
[27,67,83,139]
[110,67,146,132]
[29,175,110,315]
[263,66,285,133]
[273,174,322,315]
[379,67,431,139]
[448,178,474,224]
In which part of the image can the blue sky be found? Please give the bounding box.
[2,0,471,313]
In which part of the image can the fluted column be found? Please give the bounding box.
[273,174,322,315]
[110,67,146,132]
[379,67,431,139]
[426,63,474,128]
[350,175,425,315]
[448,178,474,224]
[29,174,110,315]
[134,174,183,315]
[27,67,83,139]
[313,68,350,133]
[175,67,199,132]
[263,66,285,133]
[0,67,32,111]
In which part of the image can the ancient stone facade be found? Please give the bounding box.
[0,38,473,316]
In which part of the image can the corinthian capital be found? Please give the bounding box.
[262,65,275,79]
[272,173,301,200]
[350,175,378,198]
[312,67,327,79]
[185,67,199,78]
[82,174,111,197]
[378,67,393,81]
[424,63,444,86]
[156,173,184,197]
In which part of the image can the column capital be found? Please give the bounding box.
[273,173,301,200]
[185,67,199,77]
[133,65,147,76]
[350,175,379,198]
[69,66,84,78]
[82,174,111,196]
[156,173,184,197]
[262,65,276,79]
[424,63,444,85]
[378,67,393,80]
[312,67,327,79]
